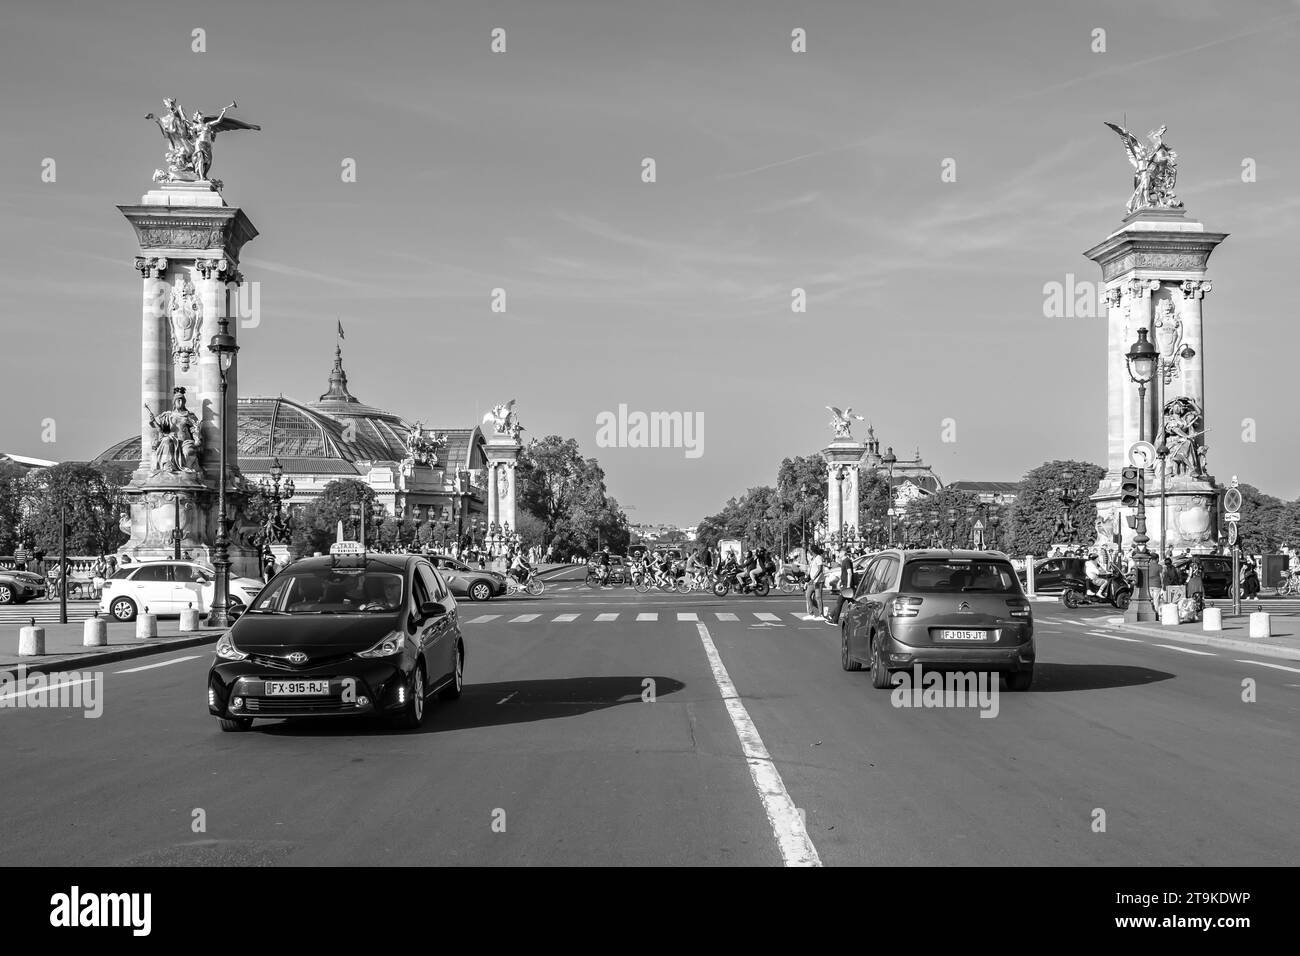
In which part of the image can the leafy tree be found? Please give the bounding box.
[1234,483,1287,555]
[0,460,27,555]
[1003,460,1105,555]
[21,463,127,556]
[292,478,376,556]
[516,436,630,555]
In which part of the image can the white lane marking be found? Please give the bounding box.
[677,612,699,621]
[552,614,579,622]
[114,655,201,674]
[715,612,739,622]
[793,613,819,621]
[466,615,500,624]
[1086,631,1143,643]
[694,622,820,867]
[497,691,517,705]
[509,614,540,623]
[0,677,94,705]
[1234,659,1300,674]
[636,613,658,622]
[754,612,781,621]
[1063,620,1089,627]
[595,613,619,622]
[1153,643,1217,656]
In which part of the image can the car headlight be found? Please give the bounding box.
[215,634,248,661]
[358,631,406,658]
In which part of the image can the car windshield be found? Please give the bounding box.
[247,564,406,614]
[902,559,1021,594]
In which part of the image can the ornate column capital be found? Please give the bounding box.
[134,256,168,278]
[1122,277,1161,301]
[195,257,229,280]
[226,269,244,286]
[1104,286,1124,309]
[1180,279,1212,299]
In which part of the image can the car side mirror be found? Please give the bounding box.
[420,601,447,619]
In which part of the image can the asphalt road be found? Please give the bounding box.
[1,587,1296,866]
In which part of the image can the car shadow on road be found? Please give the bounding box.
[253,676,687,737]
[1026,662,1175,692]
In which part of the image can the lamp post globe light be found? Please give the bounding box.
[206,316,239,629]
[1125,327,1158,443]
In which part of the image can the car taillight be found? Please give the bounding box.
[889,596,923,618]
[1006,598,1032,618]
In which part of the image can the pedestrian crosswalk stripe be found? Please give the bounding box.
[755,612,780,621]
[553,613,579,622]
[595,613,619,622]
[677,612,698,621]
[715,612,739,621]
[636,612,658,622]
[466,615,500,624]
[509,614,540,623]
[794,613,818,621]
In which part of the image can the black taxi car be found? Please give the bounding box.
[207,544,464,732]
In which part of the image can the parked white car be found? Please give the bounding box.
[99,561,263,622]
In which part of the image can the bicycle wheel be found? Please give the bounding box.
[585,572,601,589]
[675,579,691,595]
[527,579,544,596]
[635,579,651,593]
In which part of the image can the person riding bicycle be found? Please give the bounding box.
[509,550,532,587]
[653,551,674,588]
[594,547,611,585]
[686,548,708,587]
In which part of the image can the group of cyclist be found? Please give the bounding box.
[589,546,780,592]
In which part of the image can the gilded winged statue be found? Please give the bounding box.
[1105,121,1182,215]
[826,405,864,440]
[146,98,260,188]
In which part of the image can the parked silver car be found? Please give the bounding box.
[839,549,1035,690]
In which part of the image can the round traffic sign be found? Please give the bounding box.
[1128,441,1157,469]
[1224,487,1243,513]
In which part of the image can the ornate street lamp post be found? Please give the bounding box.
[350,500,362,546]
[257,456,294,576]
[946,508,958,548]
[882,447,897,545]
[1156,436,1169,560]
[1126,328,1158,443]
[927,509,939,548]
[1124,472,1159,623]
[206,317,238,629]
[371,500,385,549]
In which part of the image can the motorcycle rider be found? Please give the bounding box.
[1084,550,1110,601]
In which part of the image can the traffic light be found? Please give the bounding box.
[1120,467,1140,508]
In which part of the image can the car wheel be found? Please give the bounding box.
[394,665,426,729]
[218,717,253,732]
[110,596,138,622]
[1005,669,1033,692]
[439,642,464,701]
[469,581,493,602]
[841,627,863,671]
[0,584,13,605]
[869,635,892,689]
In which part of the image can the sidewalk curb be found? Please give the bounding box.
[1112,621,1300,662]
[0,631,223,675]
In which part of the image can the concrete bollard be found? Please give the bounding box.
[18,617,45,656]
[1202,606,1222,631]
[83,612,108,647]
[179,603,201,632]
[136,606,158,639]
[1160,602,1180,626]
[1249,611,1272,639]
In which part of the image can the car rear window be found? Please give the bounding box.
[902,559,1021,594]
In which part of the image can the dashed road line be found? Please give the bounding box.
[114,655,202,674]
[1086,631,1143,643]
[1153,644,1216,656]
[1234,659,1300,674]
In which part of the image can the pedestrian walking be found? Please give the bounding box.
[805,545,825,617]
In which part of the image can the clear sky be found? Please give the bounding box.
[2,0,1298,523]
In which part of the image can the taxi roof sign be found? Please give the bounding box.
[330,541,365,555]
